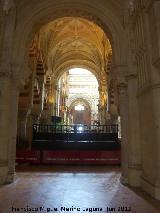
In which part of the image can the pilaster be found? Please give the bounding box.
[127,73,142,187]
[118,82,129,185]
[113,64,129,184]
[140,82,160,200]
[7,83,19,183]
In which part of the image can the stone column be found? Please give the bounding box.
[118,83,129,185]
[17,110,29,145]
[47,102,54,123]
[27,112,40,147]
[0,73,10,184]
[127,74,142,187]
[150,84,160,199]
[139,1,160,199]
[0,73,19,184]
[112,65,129,184]
[139,80,160,200]
[7,82,19,183]
[0,1,19,184]
[26,111,40,149]
[40,110,48,124]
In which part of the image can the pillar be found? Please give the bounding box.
[0,73,19,184]
[127,74,142,187]
[17,110,29,146]
[139,72,160,199]
[0,0,19,184]
[140,1,160,199]
[112,64,129,184]
[7,82,19,183]
[118,83,129,185]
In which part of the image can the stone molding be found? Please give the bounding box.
[126,72,137,80]
[141,175,160,200]
[0,160,8,167]
[128,162,142,170]
[137,82,160,97]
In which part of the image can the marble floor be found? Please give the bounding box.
[0,165,160,213]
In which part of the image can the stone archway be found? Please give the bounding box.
[69,98,91,125]
[0,0,130,188]
[11,0,126,82]
[1,0,160,201]
[55,62,100,85]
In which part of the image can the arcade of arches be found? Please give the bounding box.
[0,0,160,201]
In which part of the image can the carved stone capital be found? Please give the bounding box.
[0,71,12,79]
[126,72,137,80]
[127,0,135,17]
[112,64,128,75]
[117,83,128,98]
[3,0,15,15]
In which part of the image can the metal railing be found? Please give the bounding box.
[33,124,118,134]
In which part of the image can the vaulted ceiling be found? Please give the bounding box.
[31,17,112,79]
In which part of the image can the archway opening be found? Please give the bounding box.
[16,16,121,167]
[57,68,99,126]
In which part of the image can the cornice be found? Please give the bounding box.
[137,82,160,98]
[126,72,137,80]
[0,71,12,78]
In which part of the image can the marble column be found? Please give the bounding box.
[118,83,129,185]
